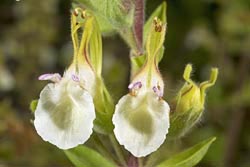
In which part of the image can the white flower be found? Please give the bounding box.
[112,66,170,157]
[34,68,96,149]
[113,16,170,157]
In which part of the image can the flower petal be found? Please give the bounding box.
[112,91,170,157]
[34,80,95,149]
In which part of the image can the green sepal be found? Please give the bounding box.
[65,145,116,167]
[156,137,216,167]
[168,108,203,138]
[93,77,114,134]
[30,100,38,113]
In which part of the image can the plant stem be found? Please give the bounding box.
[223,55,249,167]
[138,157,144,167]
[133,0,144,53]
[109,134,127,167]
[120,0,145,56]
[93,134,118,165]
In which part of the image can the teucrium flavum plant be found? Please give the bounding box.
[31,1,218,166]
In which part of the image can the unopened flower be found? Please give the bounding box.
[168,64,218,138]
[112,18,170,157]
[34,9,97,149]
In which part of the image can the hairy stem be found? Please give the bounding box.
[92,134,118,165]
[133,0,144,54]
[138,157,144,167]
[109,134,127,166]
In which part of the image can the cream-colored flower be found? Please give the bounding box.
[113,65,170,157]
[34,9,98,149]
[113,17,170,157]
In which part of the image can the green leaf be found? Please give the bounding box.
[95,14,115,34]
[65,145,116,167]
[72,2,115,34]
[76,0,134,29]
[156,137,216,167]
[30,100,38,113]
[143,1,167,45]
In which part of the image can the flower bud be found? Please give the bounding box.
[168,64,218,138]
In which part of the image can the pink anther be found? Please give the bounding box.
[38,73,61,83]
[72,74,80,82]
[128,81,142,90]
[153,86,163,97]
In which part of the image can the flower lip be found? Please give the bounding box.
[112,91,170,157]
[34,80,96,149]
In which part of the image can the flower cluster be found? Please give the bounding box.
[33,7,218,160]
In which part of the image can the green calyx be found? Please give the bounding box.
[93,77,115,134]
[169,64,218,138]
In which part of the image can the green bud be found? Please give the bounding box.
[168,64,218,138]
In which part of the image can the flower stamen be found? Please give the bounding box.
[72,74,80,82]
[153,85,163,99]
[128,81,142,96]
[38,73,61,83]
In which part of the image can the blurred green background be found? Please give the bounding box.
[0,0,249,166]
